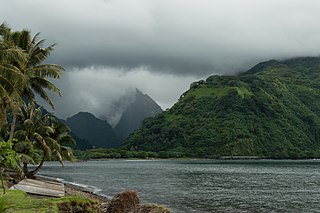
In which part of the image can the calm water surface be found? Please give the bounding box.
[39,160,320,212]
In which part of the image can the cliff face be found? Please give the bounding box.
[125,57,320,158]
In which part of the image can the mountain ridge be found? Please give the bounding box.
[125,57,320,158]
[64,89,163,148]
[65,111,120,148]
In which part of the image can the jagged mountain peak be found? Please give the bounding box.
[114,88,163,140]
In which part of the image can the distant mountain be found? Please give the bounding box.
[69,132,93,150]
[65,112,120,148]
[114,89,163,140]
[125,57,320,158]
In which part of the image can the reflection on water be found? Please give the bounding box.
[39,160,320,213]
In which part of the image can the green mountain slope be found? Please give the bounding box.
[66,112,120,148]
[125,57,320,158]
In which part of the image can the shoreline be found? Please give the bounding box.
[36,174,110,199]
[35,174,170,213]
[76,157,320,161]
[36,174,110,211]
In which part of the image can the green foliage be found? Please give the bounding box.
[0,23,71,177]
[125,57,320,158]
[14,104,75,177]
[0,140,20,171]
[0,140,21,194]
[74,148,159,160]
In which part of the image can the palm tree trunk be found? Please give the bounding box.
[23,161,29,178]
[0,105,7,131]
[9,110,17,140]
[29,154,46,177]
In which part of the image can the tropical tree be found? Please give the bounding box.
[29,112,75,176]
[0,23,63,140]
[0,23,72,179]
[0,23,25,130]
[14,104,75,178]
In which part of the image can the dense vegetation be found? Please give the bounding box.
[0,23,74,180]
[74,148,188,160]
[125,57,320,158]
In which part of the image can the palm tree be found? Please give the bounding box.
[30,114,75,176]
[0,23,63,139]
[0,23,71,178]
[0,23,25,129]
[14,104,75,178]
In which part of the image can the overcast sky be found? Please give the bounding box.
[1,0,320,119]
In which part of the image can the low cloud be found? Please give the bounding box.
[45,67,197,120]
[2,0,320,118]
[2,0,320,76]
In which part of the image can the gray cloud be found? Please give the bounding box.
[2,0,320,118]
[42,67,197,120]
[2,0,320,75]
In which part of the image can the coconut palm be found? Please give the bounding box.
[30,114,75,176]
[0,23,63,139]
[0,23,25,129]
[14,104,75,178]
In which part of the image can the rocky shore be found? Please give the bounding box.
[65,184,170,212]
[39,175,170,213]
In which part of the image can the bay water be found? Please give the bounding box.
[39,160,320,212]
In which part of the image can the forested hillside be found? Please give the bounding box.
[125,57,320,158]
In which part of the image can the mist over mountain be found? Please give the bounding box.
[114,89,163,140]
[63,89,162,148]
[125,57,320,158]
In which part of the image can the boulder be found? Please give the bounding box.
[106,190,140,213]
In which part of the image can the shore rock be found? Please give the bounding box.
[106,190,140,213]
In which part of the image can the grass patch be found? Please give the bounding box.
[1,189,99,213]
[55,196,100,213]
[0,196,8,212]
[1,190,56,213]
[236,86,253,98]
[186,86,231,98]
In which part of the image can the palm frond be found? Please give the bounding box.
[53,150,63,166]
[18,153,35,164]
[30,64,63,78]
[29,83,55,109]
[31,77,61,95]
[0,45,26,63]
[59,135,76,146]
[60,146,75,162]
[18,30,31,50]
